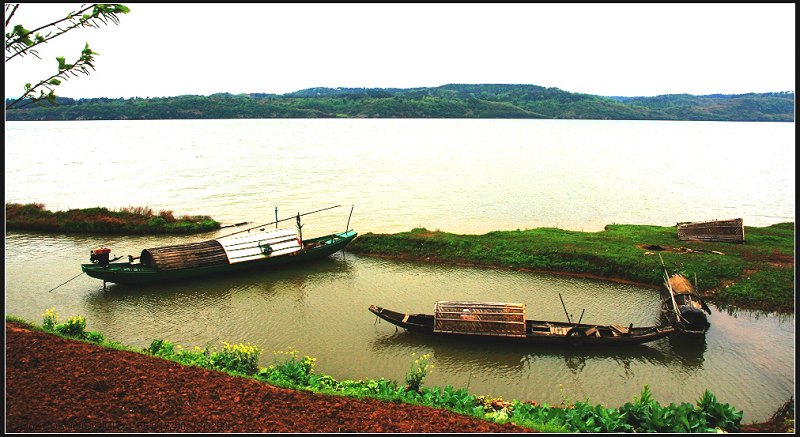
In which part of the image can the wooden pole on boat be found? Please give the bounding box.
[577,308,585,324]
[659,253,682,318]
[219,205,341,239]
[346,204,354,232]
[558,293,572,323]
[296,212,303,243]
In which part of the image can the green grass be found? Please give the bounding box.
[347,223,795,312]
[6,202,220,234]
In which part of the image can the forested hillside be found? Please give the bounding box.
[5,84,794,122]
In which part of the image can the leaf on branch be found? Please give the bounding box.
[49,78,62,86]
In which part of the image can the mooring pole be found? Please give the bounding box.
[275,207,278,229]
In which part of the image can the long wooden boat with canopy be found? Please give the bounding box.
[368,301,674,347]
[81,205,357,286]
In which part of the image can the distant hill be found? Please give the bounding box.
[4,84,794,122]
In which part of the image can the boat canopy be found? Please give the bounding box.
[433,301,527,338]
[140,240,228,271]
[140,227,302,272]
[668,274,695,293]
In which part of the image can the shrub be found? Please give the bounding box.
[84,330,105,343]
[41,307,59,331]
[54,315,86,338]
[158,210,176,222]
[260,347,317,385]
[404,352,433,393]
[148,339,175,356]
[210,342,262,375]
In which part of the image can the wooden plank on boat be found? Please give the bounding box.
[677,218,744,243]
[609,323,630,335]
[433,301,526,338]
[218,227,302,264]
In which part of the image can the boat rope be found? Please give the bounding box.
[46,271,85,293]
[219,205,342,239]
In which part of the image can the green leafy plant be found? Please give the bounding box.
[54,315,86,337]
[148,338,175,356]
[209,341,261,375]
[404,352,433,393]
[697,389,743,431]
[41,307,58,330]
[5,3,130,110]
[258,347,317,386]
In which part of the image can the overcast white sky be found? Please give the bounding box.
[4,3,796,99]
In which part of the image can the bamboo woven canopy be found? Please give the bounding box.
[433,301,527,338]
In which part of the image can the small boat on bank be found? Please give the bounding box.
[677,218,744,243]
[659,255,711,336]
[82,206,357,285]
[368,301,674,347]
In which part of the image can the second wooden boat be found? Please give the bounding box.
[369,301,674,347]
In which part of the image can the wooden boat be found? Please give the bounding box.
[677,218,744,243]
[659,256,711,336]
[368,301,675,347]
[82,207,357,285]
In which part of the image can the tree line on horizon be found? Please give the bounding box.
[4,84,794,122]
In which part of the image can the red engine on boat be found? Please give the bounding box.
[90,247,111,266]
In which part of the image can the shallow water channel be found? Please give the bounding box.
[5,230,794,423]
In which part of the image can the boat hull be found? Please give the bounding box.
[660,292,711,336]
[660,273,711,336]
[368,305,674,347]
[677,218,744,243]
[82,231,357,285]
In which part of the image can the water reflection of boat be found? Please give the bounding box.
[663,333,707,368]
[368,301,674,347]
[83,254,354,302]
[659,255,711,336]
[369,330,671,374]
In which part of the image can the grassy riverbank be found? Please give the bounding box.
[7,312,759,433]
[346,223,795,313]
[5,203,220,234]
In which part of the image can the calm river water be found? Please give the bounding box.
[4,119,795,422]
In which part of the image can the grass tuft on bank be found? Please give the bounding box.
[346,223,795,312]
[6,202,220,234]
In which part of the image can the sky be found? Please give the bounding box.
[4,3,796,100]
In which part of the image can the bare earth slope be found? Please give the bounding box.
[5,321,533,433]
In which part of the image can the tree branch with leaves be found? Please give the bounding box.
[5,3,129,110]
